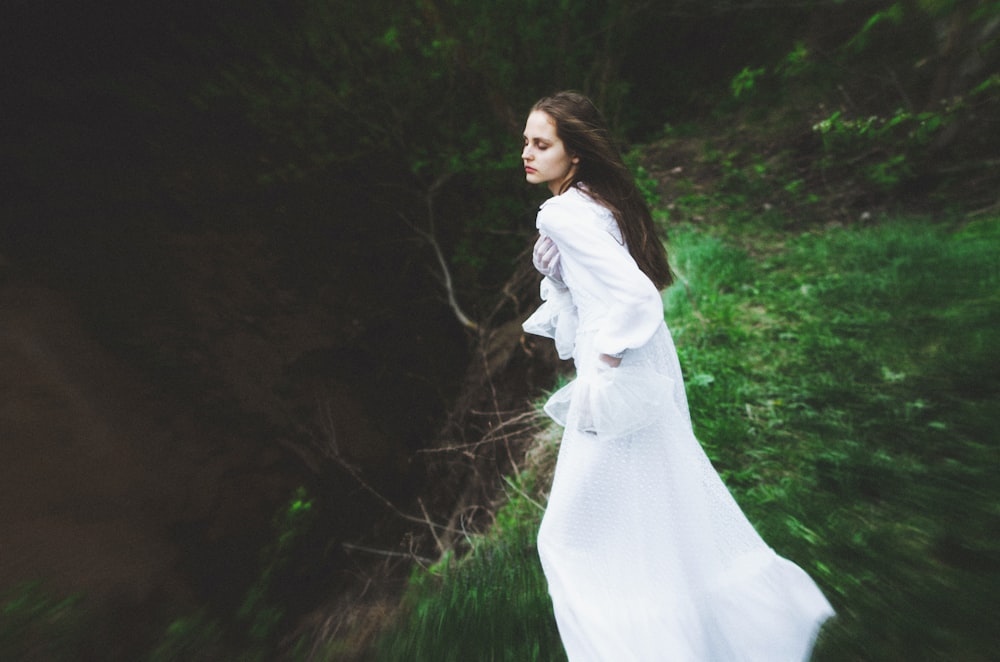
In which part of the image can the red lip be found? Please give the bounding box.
[524,166,537,174]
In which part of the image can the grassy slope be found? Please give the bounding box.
[667,217,999,661]
[370,209,999,660]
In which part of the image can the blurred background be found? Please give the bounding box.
[1,1,997,659]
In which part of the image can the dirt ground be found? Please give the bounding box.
[0,280,290,654]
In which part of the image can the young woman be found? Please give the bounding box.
[521,91,834,661]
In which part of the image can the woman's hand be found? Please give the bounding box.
[533,235,564,284]
[598,353,622,368]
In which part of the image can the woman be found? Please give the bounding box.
[521,91,834,661]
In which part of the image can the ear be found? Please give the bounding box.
[571,155,580,164]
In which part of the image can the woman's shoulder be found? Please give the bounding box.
[538,186,613,232]
[540,185,602,212]
[538,186,614,227]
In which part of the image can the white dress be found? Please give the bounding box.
[523,187,834,661]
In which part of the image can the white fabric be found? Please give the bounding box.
[530,187,664,357]
[524,186,834,661]
[523,275,578,360]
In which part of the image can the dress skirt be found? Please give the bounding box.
[536,324,834,661]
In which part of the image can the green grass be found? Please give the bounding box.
[666,216,999,660]
[0,581,86,661]
[372,214,1000,661]
[373,466,564,662]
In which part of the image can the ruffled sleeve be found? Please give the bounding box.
[542,364,675,440]
[537,191,664,357]
[522,275,578,360]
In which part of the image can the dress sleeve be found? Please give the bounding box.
[537,197,664,356]
[521,275,578,360]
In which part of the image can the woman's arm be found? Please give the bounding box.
[598,352,622,368]
[537,198,664,358]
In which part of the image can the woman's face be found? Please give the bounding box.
[522,110,578,196]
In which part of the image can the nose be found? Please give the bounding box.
[522,145,532,161]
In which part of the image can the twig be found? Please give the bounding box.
[398,173,479,331]
[967,197,1000,218]
[309,397,463,540]
[401,211,479,331]
[457,503,494,543]
[837,84,857,112]
[884,64,913,112]
[342,542,436,566]
[478,331,516,468]
[419,498,446,555]
[332,450,462,536]
[501,475,546,513]
[417,409,544,454]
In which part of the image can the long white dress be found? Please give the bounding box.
[523,187,834,661]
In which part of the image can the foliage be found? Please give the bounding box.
[810,65,999,191]
[0,582,85,661]
[843,2,905,53]
[179,0,999,316]
[704,1,1000,208]
[188,0,649,304]
[373,468,565,662]
[149,487,319,662]
[147,609,225,662]
[624,147,662,209]
[664,142,796,231]
[730,66,766,99]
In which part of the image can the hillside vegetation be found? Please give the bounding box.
[367,41,1000,653]
[371,182,999,661]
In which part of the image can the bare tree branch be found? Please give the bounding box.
[398,174,481,331]
[341,542,436,565]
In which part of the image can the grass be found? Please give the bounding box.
[373,458,565,662]
[0,581,86,661]
[370,214,1000,661]
[667,216,999,660]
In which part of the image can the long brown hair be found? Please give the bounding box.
[532,91,673,289]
